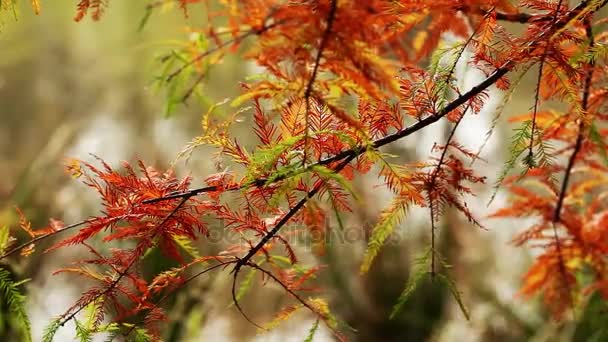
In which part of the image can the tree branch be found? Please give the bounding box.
[145,0,606,207]
[232,153,356,274]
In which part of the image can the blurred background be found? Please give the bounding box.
[0,1,599,341]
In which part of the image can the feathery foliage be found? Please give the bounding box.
[0,268,30,342]
[2,0,608,340]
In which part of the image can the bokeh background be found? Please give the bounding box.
[0,2,601,341]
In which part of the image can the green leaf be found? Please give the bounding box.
[434,255,469,320]
[74,319,93,342]
[0,225,11,255]
[0,0,18,22]
[106,324,152,342]
[155,48,211,117]
[138,7,153,32]
[74,298,103,341]
[235,267,256,303]
[310,164,357,200]
[42,318,61,342]
[303,319,320,342]
[427,41,466,111]
[490,120,534,204]
[249,128,358,183]
[573,292,608,342]
[472,65,533,167]
[131,328,153,342]
[437,273,470,320]
[0,268,32,342]
[172,234,200,259]
[589,123,608,167]
[389,251,431,319]
[248,134,305,179]
[265,172,303,208]
[360,198,408,274]
[100,323,121,342]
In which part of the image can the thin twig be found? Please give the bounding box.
[227,153,355,329]
[0,218,93,260]
[166,19,287,83]
[550,17,595,319]
[528,0,565,166]
[303,0,338,166]
[123,259,236,339]
[231,264,266,330]
[243,262,325,327]
[426,9,497,276]
[233,154,356,273]
[428,109,467,278]
[56,195,193,328]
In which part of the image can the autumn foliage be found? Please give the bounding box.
[2,0,608,340]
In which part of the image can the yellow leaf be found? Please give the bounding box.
[360,198,408,274]
[566,256,583,270]
[64,158,83,179]
[260,304,303,332]
[413,31,428,53]
[230,89,270,107]
[0,225,14,255]
[31,0,41,15]
[21,244,35,257]
[398,10,428,25]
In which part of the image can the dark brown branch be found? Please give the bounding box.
[553,21,595,224]
[226,153,356,328]
[144,62,513,204]
[233,153,356,273]
[169,260,236,299]
[304,0,337,102]
[143,181,257,204]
